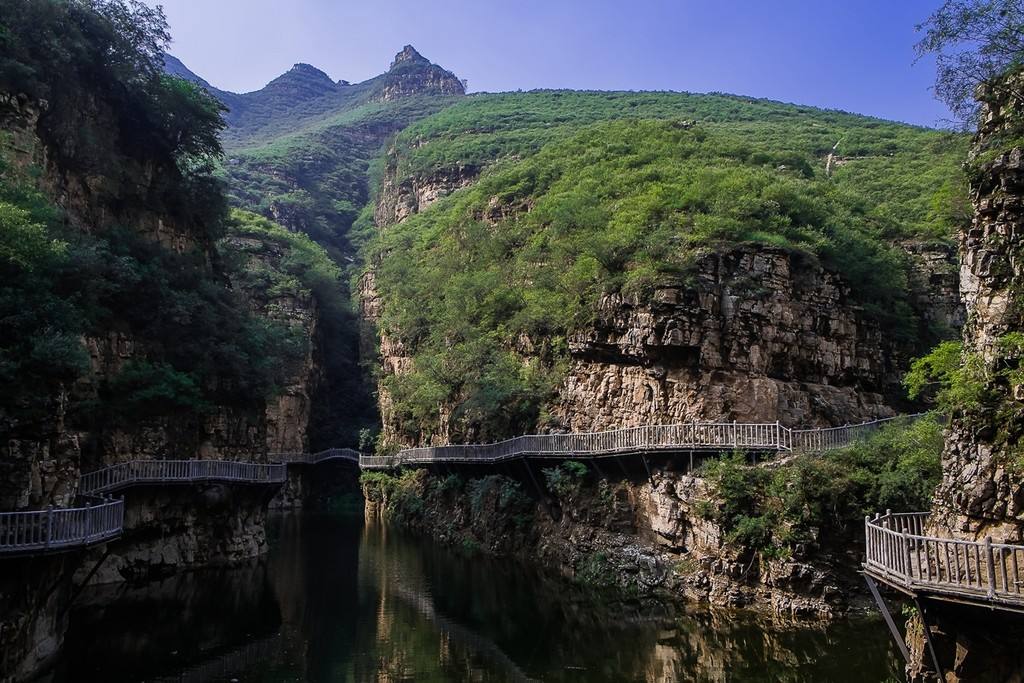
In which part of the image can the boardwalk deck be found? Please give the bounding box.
[79,460,287,496]
[359,414,923,469]
[864,511,1024,611]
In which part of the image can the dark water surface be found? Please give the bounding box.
[52,514,901,682]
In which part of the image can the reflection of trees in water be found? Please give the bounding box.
[356,520,898,683]
[357,521,538,682]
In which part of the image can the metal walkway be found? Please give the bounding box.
[360,414,921,469]
[0,414,920,556]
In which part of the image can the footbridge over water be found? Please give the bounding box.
[0,414,919,556]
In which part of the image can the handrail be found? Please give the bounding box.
[864,511,1024,608]
[0,496,124,554]
[361,414,925,469]
[79,460,287,495]
[271,448,361,465]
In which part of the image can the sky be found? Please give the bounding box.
[145,0,954,128]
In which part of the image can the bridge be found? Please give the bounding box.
[0,415,918,556]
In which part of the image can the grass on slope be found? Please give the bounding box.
[368,115,964,444]
[392,91,968,240]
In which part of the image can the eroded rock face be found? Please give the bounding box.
[372,45,465,102]
[555,248,908,431]
[930,77,1024,541]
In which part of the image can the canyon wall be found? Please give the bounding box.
[906,75,1024,682]
[362,465,868,618]
[0,93,319,678]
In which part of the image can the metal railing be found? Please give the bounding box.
[79,460,287,495]
[864,511,1024,608]
[271,448,361,465]
[361,414,924,469]
[0,496,124,554]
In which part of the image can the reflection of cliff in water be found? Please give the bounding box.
[45,514,898,682]
[356,521,900,683]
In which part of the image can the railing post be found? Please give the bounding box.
[902,529,913,583]
[45,505,54,548]
[732,420,738,448]
[985,536,997,598]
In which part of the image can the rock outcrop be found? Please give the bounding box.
[554,248,907,432]
[373,45,466,102]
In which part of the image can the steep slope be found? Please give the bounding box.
[362,93,968,448]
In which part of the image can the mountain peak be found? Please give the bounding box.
[287,63,334,82]
[390,45,430,70]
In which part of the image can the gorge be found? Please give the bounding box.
[1,1,1022,681]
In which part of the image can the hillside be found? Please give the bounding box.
[363,91,968,445]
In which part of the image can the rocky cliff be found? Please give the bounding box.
[906,74,1024,682]
[0,90,321,679]
[373,45,466,102]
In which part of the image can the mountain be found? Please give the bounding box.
[163,46,466,448]
[167,46,464,256]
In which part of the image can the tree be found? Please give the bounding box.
[916,0,1024,124]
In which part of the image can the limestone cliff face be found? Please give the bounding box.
[555,248,907,431]
[903,75,1024,683]
[931,78,1024,542]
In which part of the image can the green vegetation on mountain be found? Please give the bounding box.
[223,95,459,256]
[367,97,967,442]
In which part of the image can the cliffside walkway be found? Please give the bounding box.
[0,461,287,555]
[78,459,287,496]
[0,496,123,556]
[864,511,1024,611]
[360,414,923,469]
[0,415,922,556]
[272,448,361,466]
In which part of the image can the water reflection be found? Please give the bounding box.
[51,514,900,682]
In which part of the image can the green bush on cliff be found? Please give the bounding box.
[699,416,943,556]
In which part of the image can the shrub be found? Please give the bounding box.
[699,417,943,556]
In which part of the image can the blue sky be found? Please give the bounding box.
[147,0,953,127]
